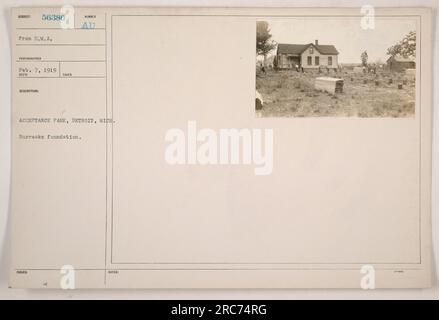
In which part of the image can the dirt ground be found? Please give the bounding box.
[255,68,416,118]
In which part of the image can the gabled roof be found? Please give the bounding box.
[313,44,339,55]
[277,43,339,55]
[277,44,308,55]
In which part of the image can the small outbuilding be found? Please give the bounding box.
[386,55,415,71]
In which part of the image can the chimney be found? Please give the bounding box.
[315,40,318,45]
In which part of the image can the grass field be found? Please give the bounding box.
[255,68,416,118]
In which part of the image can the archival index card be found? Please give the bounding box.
[10,7,432,288]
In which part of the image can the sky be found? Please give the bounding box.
[263,17,417,64]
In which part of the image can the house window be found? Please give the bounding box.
[307,56,312,65]
[309,47,314,54]
[315,56,319,65]
[328,56,333,66]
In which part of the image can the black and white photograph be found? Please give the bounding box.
[255,18,417,117]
